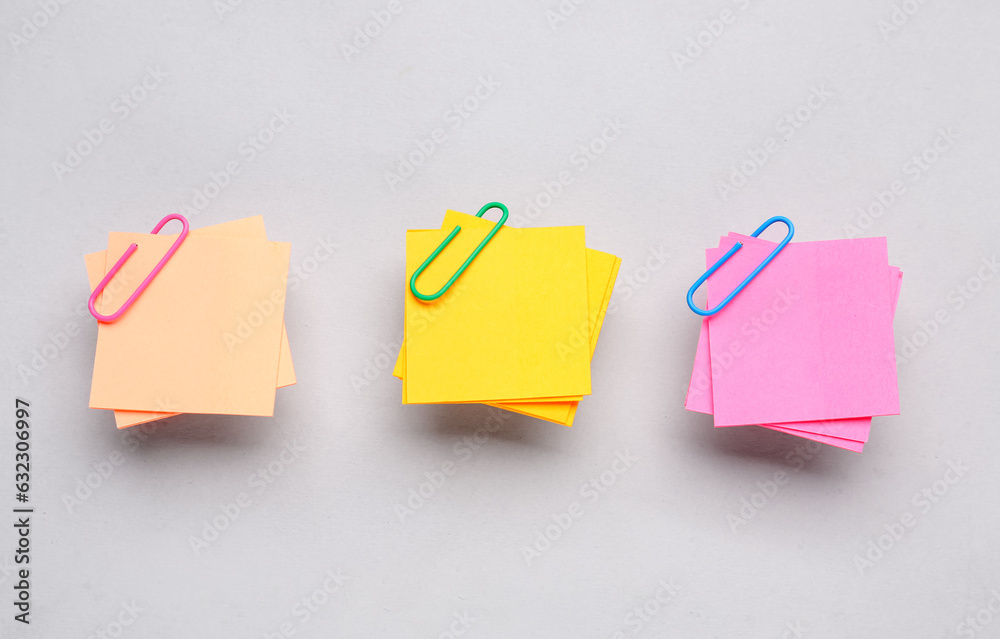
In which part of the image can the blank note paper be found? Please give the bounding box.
[85,216,295,428]
[685,230,901,452]
[394,209,621,426]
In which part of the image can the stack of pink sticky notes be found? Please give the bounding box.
[685,232,902,452]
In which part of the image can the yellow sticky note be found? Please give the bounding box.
[395,249,619,423]
[393,211,621,424]
[84,216,296,428]
[488,248,620,425]
[403,210,591,404]
[89,232,290,415]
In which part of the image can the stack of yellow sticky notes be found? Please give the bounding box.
[84,216,295,429]
[394,207,620,426]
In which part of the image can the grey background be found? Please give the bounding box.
[2,1,999,637]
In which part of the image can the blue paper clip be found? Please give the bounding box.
[686,216,795,317]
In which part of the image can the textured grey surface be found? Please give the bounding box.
[1,1,999,637]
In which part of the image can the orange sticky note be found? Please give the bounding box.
[89,231,291,416]
[84,216,296,428]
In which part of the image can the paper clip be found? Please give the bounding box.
[686,216,795,317]
[409,202,508,302]
[88,213,190,323]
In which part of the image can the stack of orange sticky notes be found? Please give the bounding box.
[84,216,295,428]
[393,208,621,426]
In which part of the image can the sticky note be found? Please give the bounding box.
[487,247,620,425]
[706,235,899,427]
[89,232,291,416]
[403,213,592,404]
[685,265,902,449]
[393,234,620,425]
[84,216,296,428]
[394,208,619,425]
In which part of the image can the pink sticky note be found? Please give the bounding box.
[762,426,866,453]
[686,322,872,451]
[758,263,902,447]
[742,234,902,442]
[704,235,899,427]
[685,264,902,448]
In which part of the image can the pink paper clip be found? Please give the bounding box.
[88,214,189,323]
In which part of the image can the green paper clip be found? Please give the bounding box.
[409,202,509,302]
